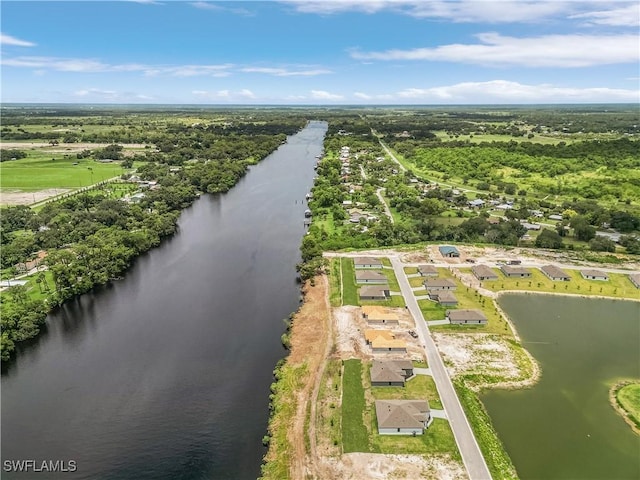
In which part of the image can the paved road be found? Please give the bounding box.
[390,256,492,480]
[376,188,394,224]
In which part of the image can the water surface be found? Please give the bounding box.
[484,294,640,479]
[1,121,327,480]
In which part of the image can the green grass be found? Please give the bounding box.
[1,153,126,191]
[409,275,425,287]
[418,299,448,321]
[434,131,568,145]
[261,362,309,480]
[341,258,359,306]
[483,269,640,300]
[454,378,518,479]
[404,266,418,275]
[617,383,640,430]
[328,258,342,307]
[342,359,369,453]
[372,373,443,410]
[423,271,512,336]
[316,360,342,451]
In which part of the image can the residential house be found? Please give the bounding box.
[356,270,388,284]
[472,265,498,281]
[468,199,485,208]
[548,214,563,221]
[362,306,400,325]
[446,309,488,325]
[628,273,640,289]
[580,270,609,281]
[438,246,460,257]
[365,330,407,352]
[370,359,414,387]
[14,250,48,273]
[417,265,438,277]
[431,291,458,306]
[540,265,571,281]
[359,285,391,301]
[375,400,431,435]
[500,265,532,278]
[423,278,457,292]
[354,257,383,269]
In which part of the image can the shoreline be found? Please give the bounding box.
[495,289,640,303]
[609,381,640,436]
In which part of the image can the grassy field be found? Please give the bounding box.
[404,266,418,275]
[617,383,640,430]
[483,268,640,300]
[433,131,568,145]
[342,359,369,453]
[341,258,359,306]
[1,153,125,191]
[328,258,342,307]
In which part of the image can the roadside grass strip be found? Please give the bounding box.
[342,359,369,453]
[340,258,359,306]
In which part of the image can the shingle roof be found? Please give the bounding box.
[423,278,456,288]
[439,246,459,255]
[541,265,570,279]
[359,285,390,297]
[356,270,387,281]
[370,359,413,383]
[581,269,608,278]
[418,265,438,275]
[354,257,383,266]
[472,264,498,279]
[446,309,487,322]
[375,400,430,429]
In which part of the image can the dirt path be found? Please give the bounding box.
[287,276,332,480]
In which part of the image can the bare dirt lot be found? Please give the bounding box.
[333,305,425,362]
[1,188,71,206]
[327,452,467,480]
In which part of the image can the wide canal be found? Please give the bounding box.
[1,121,328,479]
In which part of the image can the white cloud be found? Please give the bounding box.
[354,92,372,100]
[74,88,119,99]
[1,56,235,76]
[391,80,639,103]
[283,0,577,23]
[310,90,344,100]
[351,33,639,67]
[192,89,258,101]
[190,1,254,16]
[570,3,640,26]
[240,67,332,76]
[0,33,36,47]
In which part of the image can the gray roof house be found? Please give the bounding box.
[540,265,571,281]
[423,278,457,291]
[431,291,458,306]
[370,359,414,387]
[472,265,498,281]
[446,309,488,325]
[375,400,431,435]
[439,246,460,257]
[629,273,640,289]
[354,257,383,269]
[359,285,390,300]
[356,270,388,284]
[500,265,532,278]
[418,265,439,277]
[580,269,609,281]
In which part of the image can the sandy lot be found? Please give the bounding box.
[1,188,71,206]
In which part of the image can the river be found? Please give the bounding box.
[1,121,327,480]
[483,294,640,480]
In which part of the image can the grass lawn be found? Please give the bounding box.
[425,270,513,336]
[617,383,640,429]
[361,295,406,308]
[372,374,443,410]
[342,359,369,453]
[1,153,125,191]
[328,258,342,307]
[404,266,418,275]
[409,275,426,287]
[483,269,640,300]
[341,258,359,306]
[418,299,447,321]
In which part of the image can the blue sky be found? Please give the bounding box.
[1,0,639,104]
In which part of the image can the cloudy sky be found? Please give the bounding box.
[1,0,639,104]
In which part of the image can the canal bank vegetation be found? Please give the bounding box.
[610,381,640,435]
[1,107,308,362]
